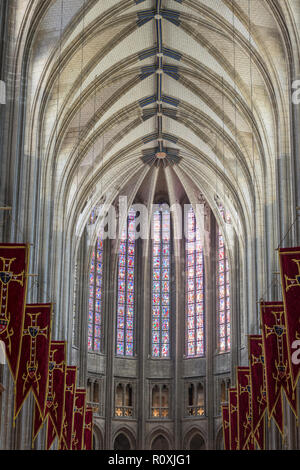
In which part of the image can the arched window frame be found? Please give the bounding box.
[88,236,104,352]
[186,380,205,417]
[217,225,231,353]
[151,383,170,419]
[116,208,136,357]
[115,381,134,417]
[185,206,205,358]
[151,204,171,358]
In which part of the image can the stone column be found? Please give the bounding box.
[206,207,214,449]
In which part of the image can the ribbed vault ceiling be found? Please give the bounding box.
[20,0,299,250]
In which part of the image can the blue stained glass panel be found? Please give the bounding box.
[128,244,135,256]
[97,263,102,274]
[162,281,169,292]
[152,307,160,317]
[126,331,133,343]
[153,281,160,292]
[162,307,169,317]
[127,319,134,330]
[127,307,134,317]
[94,326,101,338]
[96,288,101,299]
[127,280,134,292]
[162,332,169,343]
[153,245,161,256]
[119,255,126,266]
[188,343,195,356]
[119,243,126,254]
[162,245,170,256]
[126,343,133,356]
[127,268,134,280]
[117,330,124,342]
[118,305,125,316]
[152,333,159,343]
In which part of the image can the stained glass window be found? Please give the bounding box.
[151,205,171,358]
[116,209,136,357]
[185,207,205,357]
[88,236,103,352]
[217,227,230,352]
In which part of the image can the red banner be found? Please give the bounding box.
[279,247,300,388]
[14,304,52,420]
[83,406,93,450]
[72,389,86,450]
[237,367,254,450]
[260,301,297,429]
[33,341,66,444]
[0,244,29,379]
[221,404,230,450]
[229,388,238,450]
[59,366,77,450]
[248,335,266,450]
[46,416,56,450]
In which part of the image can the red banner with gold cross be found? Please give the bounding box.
[279,247,300,388]
[59,366,77,450]
[32,341,66,444]
[72,389,86,450]
[260,301,297,429]
[221,404,230,450]
[83,406,93,450]
[248,335,266,450]
[14,303,52,421]
[229,388,238,450]
[237,367,255,450]
[0,244,29,380]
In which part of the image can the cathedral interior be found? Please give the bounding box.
[0,0,300,451]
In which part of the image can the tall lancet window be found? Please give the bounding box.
[185,207,205,357]
[88,236,103,352]
[217,227,230,352]
[151,205,171,358]
[116,209,136,357]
